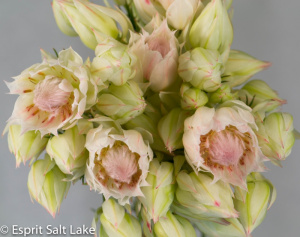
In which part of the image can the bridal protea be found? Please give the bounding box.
[85,118,153,204]
[6,48,96,136]
[183,101,265,188]
[129,20,179,92]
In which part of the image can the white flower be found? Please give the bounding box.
[183,101,265,188]
[85,118,153,204]
[6,48,97,136]
[129,20,179,92]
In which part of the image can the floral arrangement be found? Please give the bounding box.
[4,0,299,236]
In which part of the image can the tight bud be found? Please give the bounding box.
[27,154,70,217]
[91,37,137,87]
[238,80,286,112]
[52,0,132,49]
[234,173,277,235]
[124,103,168,153]
[139,159,175,223]
[194,218,246,237]
[178,47,223,92]
[154,211,197,237]
[7,125,47,167]
[175,171,238,219]
[223,50,271,87]
[180,83,208,110]
[256,112,295,164]
[46,125,88,180]
[209,84,237,104]
[100,199,142,237]
[96,81,146,124]
[189,0,233,61]
[158,108,192,152]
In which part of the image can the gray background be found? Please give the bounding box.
[0,0,299,236]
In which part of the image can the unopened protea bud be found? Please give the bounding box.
[52,0,132,49]
[124,103,168,153]
[52,0,78,36]
[180,83,208,110]
[46,125,88,180]
[154,211,197,237]
[139,159,175,223]
[133,0,158,24]
[234,173,277,235]
[91,36,137,87]
[175,171,238,219]
[223,50,271,87]
[7,125,47,167]
[238,79,286,112]
[28,154,70,217]
[209,84,237,104]
[255,112,295,164]
[178,47,223,92]
[100,199,142,237]
[95,81,146,124]
[158,108,192,152]
[164,0,199,30]
[189,0,233,61]
[194,218,246,237]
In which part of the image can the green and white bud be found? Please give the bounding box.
[52,0,132,49]
[238,79,286,112]
[46,125,88,180]
[223,50,271,87]
[96,81,146,124]
[139,159,175,223]
[178,47,223,92]
[175,171,238,219]
[52,0,78,36]
[133,0,158,25]
[255,112,295,164]
[189,0,233,61]
[158,108,192,152]
[91,37,137,87]
[28,154,70,217]
[154,211,197,237]
[209,84,237,104]
[124,103,168,153]
[180,83,208,110]
[194,218,246,237]
[7,125,47,167]
[234,173,277,235]
[100,199,142,237]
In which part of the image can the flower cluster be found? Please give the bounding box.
[5,0,298,236]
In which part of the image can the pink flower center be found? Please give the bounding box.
[208,129,244,166]
[147,36,170,58]
[200,126,252,168]
[94,141,142,188]
[102,144,138,184]
[33,77,71,112]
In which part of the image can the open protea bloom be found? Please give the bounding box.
[183,101,265,188]
[6,48,97,136]
[85,118,153,204]
[129,20,179,92]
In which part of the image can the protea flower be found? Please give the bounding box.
[129,20,179,92]
[183,100,265,188]
[85,118,153,205]
[6,48,97,136]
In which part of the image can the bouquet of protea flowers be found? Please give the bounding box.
[4,0,299,236]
